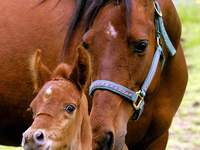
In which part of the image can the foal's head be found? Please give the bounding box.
[81,0,180,149]
[22,48,92,150]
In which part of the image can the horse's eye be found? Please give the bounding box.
[64,104,76,114]
[134,40,148,53]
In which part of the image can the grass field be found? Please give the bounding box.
[0,146,21,150]
[0,1,200,150]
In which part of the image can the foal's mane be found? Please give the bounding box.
[61,0,131,60]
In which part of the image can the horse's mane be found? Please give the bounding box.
[59,0,87,62]
[63,0,87,49]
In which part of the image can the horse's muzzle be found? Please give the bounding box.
[93,131,114,150]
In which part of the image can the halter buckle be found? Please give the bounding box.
[132,90,145,120]
[133,90,145,110]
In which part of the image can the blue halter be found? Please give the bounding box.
[89,1,176,120]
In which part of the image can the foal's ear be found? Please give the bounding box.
[70,46,91,89]
[30,49,52,93]
[51,46,91,89]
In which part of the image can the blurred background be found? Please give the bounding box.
[0,0,200,149]
[167,0,200,149]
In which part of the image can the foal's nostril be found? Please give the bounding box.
[102,132,114,150]
[33,130,45,145]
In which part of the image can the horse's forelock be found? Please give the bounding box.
[62,0,126,62]
[62,0,87,62]
[125,0,132,34]
[83,0,107,31]
[83,0,122,31]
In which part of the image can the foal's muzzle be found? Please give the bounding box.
[22,129,49,150]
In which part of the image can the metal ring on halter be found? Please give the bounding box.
[157,36,161,46]
[133,90,145,110]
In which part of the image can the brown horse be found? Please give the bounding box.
[22,48,92,150]
[77,0,188,149]
[0,0,86,145]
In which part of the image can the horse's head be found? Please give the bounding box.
[22,48,92,150]
[81,0,181,149]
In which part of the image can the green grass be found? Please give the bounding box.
[0,146,21,150]
[1,1,200,150]
[167,2,200,150]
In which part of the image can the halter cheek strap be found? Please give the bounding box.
[154,1,176,56]
[89,1,176,120]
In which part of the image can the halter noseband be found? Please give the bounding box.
[89,1,176,120]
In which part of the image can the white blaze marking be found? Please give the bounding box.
[106,22,118,38]
[43,86,52,102]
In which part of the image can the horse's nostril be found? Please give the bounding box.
[102,132,114,150]
[33,130,45,145]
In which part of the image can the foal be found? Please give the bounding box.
[22,48,92,150]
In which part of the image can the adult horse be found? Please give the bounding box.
[22,48,92,150]
[0,0,85,146]
[78,0,188,149]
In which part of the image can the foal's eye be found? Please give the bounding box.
[64,104,76,114]
[133,40,148,53]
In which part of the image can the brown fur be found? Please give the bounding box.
[80,0,188,150]
[22,48,92,150]
[0,0,78,145]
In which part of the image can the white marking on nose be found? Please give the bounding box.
[106,22,118,38]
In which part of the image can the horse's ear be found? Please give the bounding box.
[70,46,91,90]
[30,49,52,93]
